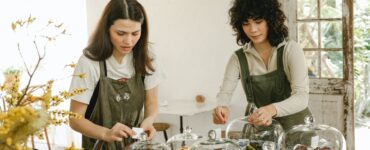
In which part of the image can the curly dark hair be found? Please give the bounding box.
[229,0,288,46]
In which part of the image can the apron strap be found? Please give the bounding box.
[276,45,285,72]
[235,45,286,104]
[235,48,255,103]
[99,61,107,77]
[85,61,108,119]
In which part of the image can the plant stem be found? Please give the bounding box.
[1,97,6,112]
[31,135,35,149]
[16,53,43,106]
[44,127,51,150]
[17,43,31,75]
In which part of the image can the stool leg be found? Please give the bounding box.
[163,130,168,141]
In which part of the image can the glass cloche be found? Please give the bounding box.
[167,126,202,150]
[285,116,346,150]
[129,132,171,150]
[225,116,285,150]
[189,129,241,150]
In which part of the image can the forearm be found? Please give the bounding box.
[144,86,159,124]
[275,40,309,117]
[144,102,158,123]
[70,117,109,141]
[273,91,309,117]
[217,54,240,106]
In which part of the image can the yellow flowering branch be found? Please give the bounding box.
[0,15,85,149]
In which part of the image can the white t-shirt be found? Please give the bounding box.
[216,40,309,117]
[69,50,166,104]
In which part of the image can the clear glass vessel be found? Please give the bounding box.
[189,129,241,150]
[285,116,346,150]
[129,133,171,150]
[225,116,285,150]
[167,126,202,150]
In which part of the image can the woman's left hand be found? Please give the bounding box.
[248,104,277,126]
[140,118,156,140]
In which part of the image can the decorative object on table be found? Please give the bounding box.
[129,132,171,150]
[225,116,285,150]
[167,126,202,150]
[0,16,85,150]
[189,129,241,150]
[153,122,171,141]
[195,94,206,107]
[285,116,346,150]
[195,94,206,103]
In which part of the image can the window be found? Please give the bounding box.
[297,0,344,78]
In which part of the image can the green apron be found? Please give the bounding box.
[82,61,145,150]
[235,45,311,131]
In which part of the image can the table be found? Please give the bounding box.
[159,99,217,133]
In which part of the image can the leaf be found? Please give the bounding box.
[27,15,36,24]
[11,22,17,31]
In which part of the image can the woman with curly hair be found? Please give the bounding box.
[213,0,312,131]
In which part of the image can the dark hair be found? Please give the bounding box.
[84,0,154,75]
[229,0,288,46]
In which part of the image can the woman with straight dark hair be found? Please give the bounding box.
[213,0,312,131]
[69,0,165,149]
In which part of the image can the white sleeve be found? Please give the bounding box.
[69,55,100,104]
[216,54,240,106]
[273,41,309,117]
[144,49,166,90]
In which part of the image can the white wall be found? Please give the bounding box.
[85,0,248,142]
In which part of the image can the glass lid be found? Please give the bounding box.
[167,126,203,150]
[225,116,285,150]
[167,126,202,142]
[285,116,346,150]
[129,132,171,150]
[189,129,241,150]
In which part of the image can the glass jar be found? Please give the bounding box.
[225,116,285,150]
[129,133,171,150]
[167,126,202,150]
[285,116,346,150]
[189,129,241,150]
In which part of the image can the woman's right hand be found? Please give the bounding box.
[102,123,135,143]
[212,106,229,124]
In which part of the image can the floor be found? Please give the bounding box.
[355,119,370,149]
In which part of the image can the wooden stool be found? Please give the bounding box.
[153,122,170,141]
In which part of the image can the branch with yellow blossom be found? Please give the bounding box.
[0,15,86,150]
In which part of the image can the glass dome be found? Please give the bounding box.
[285,116,346,150]
[225,116,285,150]
[167,126,202,150]
[189,129,241,150]
[129,133,171,150]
